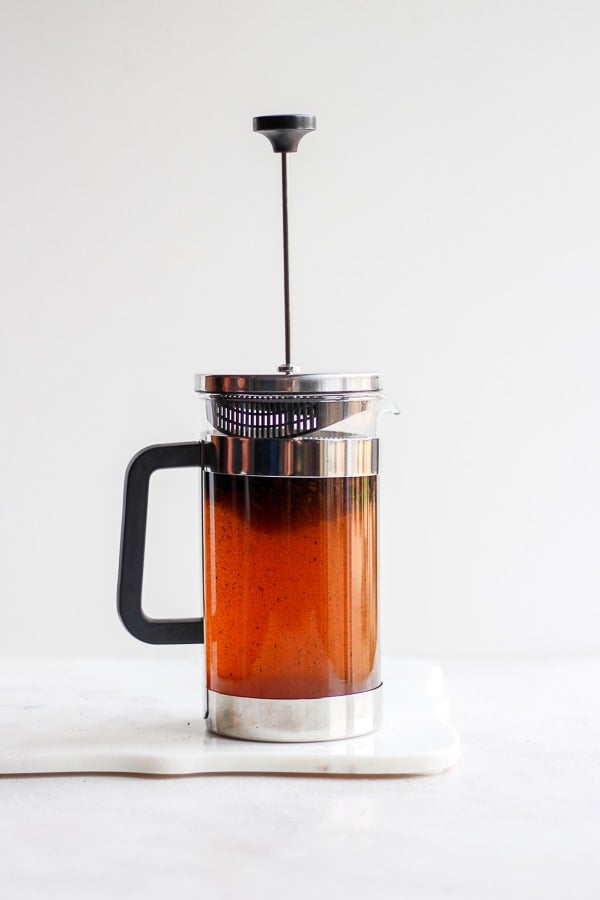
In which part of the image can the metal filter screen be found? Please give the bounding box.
[208,394,368,439]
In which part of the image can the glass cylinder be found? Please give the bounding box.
[194,374,395,741]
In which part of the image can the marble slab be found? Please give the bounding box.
[0,656,460,776]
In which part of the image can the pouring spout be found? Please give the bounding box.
[377,393,401,418]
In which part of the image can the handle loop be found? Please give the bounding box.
[117,442,206,644]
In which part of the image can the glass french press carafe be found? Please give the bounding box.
[117,115,397,742]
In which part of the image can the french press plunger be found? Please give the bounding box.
[117,115,396,742]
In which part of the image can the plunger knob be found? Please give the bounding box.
[253,114,316,153]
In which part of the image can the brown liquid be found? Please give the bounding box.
[203,473,379,700]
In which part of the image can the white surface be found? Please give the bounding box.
[0,657,459,776]
[1,658,599,900]
[1,0,600,660]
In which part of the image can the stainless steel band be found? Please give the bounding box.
[206,684,383,742]
[203,435,379,478]
[195,372,380,394]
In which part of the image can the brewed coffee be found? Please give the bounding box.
[203,473,378,700]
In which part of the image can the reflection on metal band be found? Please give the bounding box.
[206,684,383,742]
[203,435,379,478]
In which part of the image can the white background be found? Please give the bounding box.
[1,0,598,659]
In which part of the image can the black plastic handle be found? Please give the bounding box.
[117,442,205,645]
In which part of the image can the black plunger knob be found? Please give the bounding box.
[253,114,316,153]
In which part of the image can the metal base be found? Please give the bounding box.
[206,684,382,743]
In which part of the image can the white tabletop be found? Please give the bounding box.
[2,658,599,900]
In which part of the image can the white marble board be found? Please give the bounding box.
[0,656,460,776]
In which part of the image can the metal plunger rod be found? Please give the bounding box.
[252,114,316,373]
[281,152,291,370]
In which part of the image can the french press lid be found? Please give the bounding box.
[195,373,381,440]
[195,373,380,394]
[195,373,380,440]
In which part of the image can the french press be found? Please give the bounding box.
[117,115,396,742]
